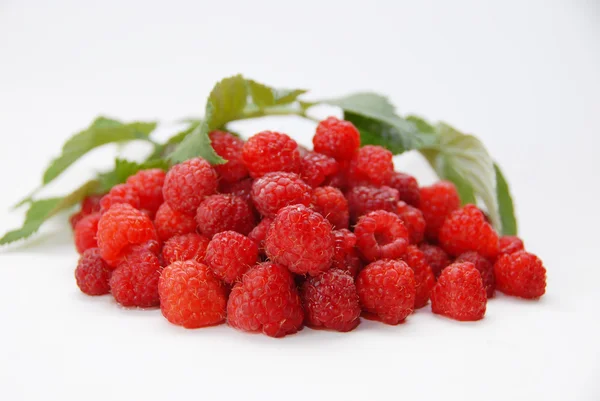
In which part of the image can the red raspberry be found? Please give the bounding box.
[439,204,499,259]
[388,172,420,206]
[241,131,301,178]
[354,210,409,262]
[162,233,210,265]
[248,217,273,254]
[97,203,158,267]
[209,130,248,183]
[126,168,166,217]
[356,259,415,324]
[153,203,197,241]
[300,152,339,187]
[346,185,399,223]
[69,211,86,230]
[494,251,546,299]
[227,262,304,337]
[499,235,525,255]
[310,186,349,229]
[251,172,312,217]
[219,177,253,204]
[74,212,100,254]
[301,269,361,332]
[205,231,258,284]
[264,204,334,276]
[159,260,227,328]
[396,201,426,244]
[74,248,112,295]
[419,243,452,278]
[163,157,218,216]
[347,145,394,186]
[313,117,360,162]
[431,262,487,321]
[331,229,362,277]
[419,181,461,240]
[403,245,436,309]
[110,245,162,307]
[456,252,495,298]
[99,183,141,213]
[81,194,103,215]
[196,194,255,238]
[323,164,349,190]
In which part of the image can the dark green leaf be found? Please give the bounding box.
[494,162,518,235]
[247,80,307,108]
[207,75,248,130]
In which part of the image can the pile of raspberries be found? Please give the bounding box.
[71,117,547,337]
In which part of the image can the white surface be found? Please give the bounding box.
[1,1,599,400]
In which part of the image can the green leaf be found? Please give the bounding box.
[207,75,248,130]
[97,158,170,192]
[247,80,307,108]
[494,162,518,235]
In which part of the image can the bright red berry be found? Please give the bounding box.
[300,152,339,187]
[75,248,112,295]
[163,157,218,216]
[347,145,394,186]
[439,204,499,259]
[205,231,258,284]
[419,181,461,240]
[346,185,399,223]
[219,177,253,204]
[498,235,525,255]
[241,131,301,178]
[354,210,409,262]
[313,117,360,162]
[388,172,420,206]
[456,252,495,298]
[494,251,546,299]
[251,172,312,217]
[97,204,158,267]
[99,183,141,213]
[227,262,304,337]
[81,194,103,215]
[159,260,227,328]
[247,217,273,254]
[196,194,255,238]
[331,229,362,278]
[74,212,100,254]
[311,186,349,229]
[126,168,166,217]
[162,233,210,265]
[153,202,197,241]
[419,243,452,278]
[431,262,487,321]
[403,245,436,309]
[301,269,361,332]
[396,201,426,244]
[209,130,248,183]
[265,204,334,276]
[356,259,416,325]
[110,245,162,307]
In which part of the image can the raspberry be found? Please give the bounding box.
[126,168,166,217]
[403,245,436,309]
[431,262,487,321]
[159,260,227,328]
[153,203,197,241]
[97,203,158,267]
[209,130,248,183]
[347,145,394,186]
[419,243,452,278]
[310,186,349,229]
[419,181,461,240]
[494,251,546,299]
[227,262,304,337]
[247,217,273,254]
[205,231,258,284]
[439,204,499,259]
[69,211,86,230]
[301,269,361,332]
[81,194,103,215]
[456,252,495,298]
[313,117,360,162]
[388,172,420,206]
[251,172,312,217]
[74,248,112,295]
[219,177,253,204]
[323,164,349,190]
[346,185,399,223]
[498,235,525,255]
[163,157,218,216]
[196,194,255,238]
[396,201,426,244]
[264,204,334,276]
[162,233,210,265]
[300,152,339,187]
[99,183,141,213]
[356,259,415,324]
[241,131,301,178]
[74,212,100,254]
[110,245,162,307]
[331,229,362,277]
[354,210,409,262]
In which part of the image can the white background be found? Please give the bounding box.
[1,0,599,400]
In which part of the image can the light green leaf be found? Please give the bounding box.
[207,75,248,130]
[247,80,307,108]
[494,162,518,235]
[97,158,170,192]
